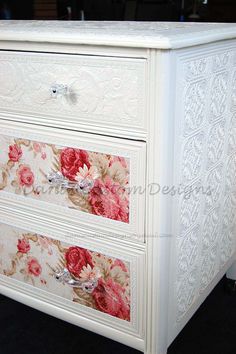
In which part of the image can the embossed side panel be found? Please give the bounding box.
[170,41,236,332]
[0,51,146,137]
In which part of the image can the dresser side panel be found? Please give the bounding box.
[168,39,236,344]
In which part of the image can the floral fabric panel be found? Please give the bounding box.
[0,135,130,223]
[0,223,131,321]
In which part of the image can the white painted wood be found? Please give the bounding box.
[0,21,236,49]
[0,21,236,354]
[145,48,174,354]
[0,41,148,59]
[167,40,236,346]
[0,51,146,139]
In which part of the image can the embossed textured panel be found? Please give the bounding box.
[0,51,146,133]
[174,43,236,323]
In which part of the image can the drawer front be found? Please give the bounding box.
[0,120,146,242]
[0,217,145,337]
[0,51,146,137]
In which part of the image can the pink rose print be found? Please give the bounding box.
[89,176,129,223]
[65,246,94,278]
[60,148,91,181]
[38,236,53,255]
[16,165,34,187]
[111,259,127,273]
[1,226,131,322]
[27,257,42,277]
[17,238,30,254]
[109,156,127,169]
[33,142,47,160]
[41,152,47,160]
[33,142,42,153]
[92,278,130,320]
[8,144,22,162]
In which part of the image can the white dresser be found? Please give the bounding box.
[0,21,236,354]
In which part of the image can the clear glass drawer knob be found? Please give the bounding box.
[54,268,98,293]
[47,171,95,193]
[50,83,68,98]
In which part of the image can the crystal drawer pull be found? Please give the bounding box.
[54,268,98,293]
[47,171,95,193]
[50,83,68,98]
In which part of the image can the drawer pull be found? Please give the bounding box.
[54,267,98,293]
[50,83,68,98]
[47,171,95,193]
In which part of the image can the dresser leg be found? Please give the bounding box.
[225,260,236,294]
[226,260,236,281]
[145,342,168,354]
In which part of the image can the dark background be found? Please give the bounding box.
[0,0,236,22]
[0,277,236,354]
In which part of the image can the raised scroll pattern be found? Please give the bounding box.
[228,113,236,155]
[204,164,223,212]
[220,227,236,267]
[184,80,207,136]
[206,120,226,169]
[222,193,236,230]
[0,52,145,128]
[184,59,208,81]
[177,225,199,278]
[181,133,204,183]
[231,69,236,112]
[210,72,228,121]
[175,46,236,323]
[200,244,218,293]
[225,154,236,193]
[176,268,197,321]
[202,208,220,250]
[179,182,201,237]
[212,52,230,72]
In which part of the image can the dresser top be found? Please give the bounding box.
[0,20,236,49]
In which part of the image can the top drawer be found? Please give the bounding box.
[0,51,147,138]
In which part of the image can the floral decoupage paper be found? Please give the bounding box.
[0,223,131,321]
[0,135,130,223]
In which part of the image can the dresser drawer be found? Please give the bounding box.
[0,217,145,343]
[0,120,146,242]
[0,51,146,138]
